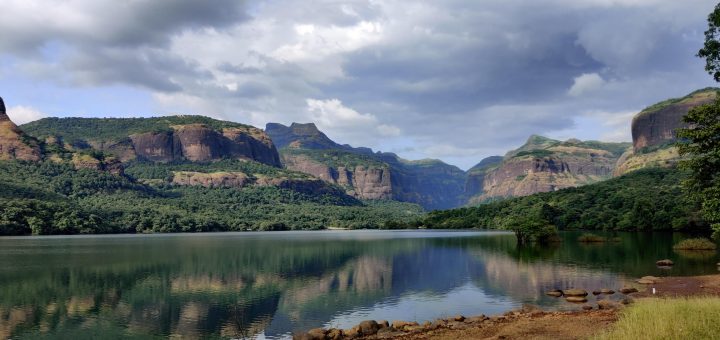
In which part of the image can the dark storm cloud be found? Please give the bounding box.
[1,0,719,168]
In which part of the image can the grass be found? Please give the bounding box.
[595,297,720,340]
[578,233,612,243]
[673,238,717,250]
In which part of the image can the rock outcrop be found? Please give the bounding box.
[266,122,466,209]
[615,88,718,176]
[464,156,503,198]
[467,136,629,204]
[0,97,42,161]
[631,88,717,152]
[170,170,346,197]
[22,117,282,167]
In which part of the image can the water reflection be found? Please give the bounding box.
[0,231,716,339]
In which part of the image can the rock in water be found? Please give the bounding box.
[656,259,674,266]
[600,288,615,295]
[563,289,589,297]
[620,287,639,294]
[566,296,588,303]
[546,289,563,297]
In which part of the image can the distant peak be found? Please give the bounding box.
[289,122,319,130]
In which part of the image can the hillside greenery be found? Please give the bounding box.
[21,116,250,143]
[281,148,387,168]
[0,160,424,236]
[397,168,706,233]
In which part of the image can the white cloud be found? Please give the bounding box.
[305,98,400,146]
[568,73,606,96]
[7,105,46,124]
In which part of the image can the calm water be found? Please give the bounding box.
[0,230,718,339]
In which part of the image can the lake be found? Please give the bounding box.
[0,230,718,339]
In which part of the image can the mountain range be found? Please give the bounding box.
[0,87,716,218]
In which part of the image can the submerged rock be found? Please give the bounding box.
[620,287,639,294]
[565,296,588,303]
[546,289,563,297]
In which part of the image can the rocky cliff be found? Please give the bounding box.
[22,116,282,167]
[631,88,717,152]
[615,88,718,176]
[464,156,503,198]
[0,97,41,161]
[266,123,465,209]
[467,136,629,204]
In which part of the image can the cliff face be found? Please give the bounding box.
[468,137,629,204]
[464,156,503,198]
[281,153,393,200]
[0,97,41,161]
[266,123,465,209]
[615,88,718,176]
[631,88,717,152]
[22,117,282,167]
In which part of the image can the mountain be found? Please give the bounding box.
[22,116,282,167]
[266,123,466,210]
[466,135,630,204]
[464,156,503,198]
[0,97,41,161]
[614,88,718,176]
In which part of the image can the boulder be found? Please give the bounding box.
[306,328,326,340]
[453,315,466,322]
[546,289,563,297]
[582,305,593,310]
[391,320,419,331]
[636,279,656,284]
[343,327,360,339]
[358,320,380,336]
[326,328,343,340]
[565,296,588,303]
[563,289,589,297]
[377,320,389,329]
[600,288,615,294]
[620,287,639,294]
[598,300,621,310]
[656,259,674,266]
[592,290,601,295]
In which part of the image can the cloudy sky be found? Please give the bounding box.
[0,0,717,169]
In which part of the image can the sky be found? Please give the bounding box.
[0,0,718,170]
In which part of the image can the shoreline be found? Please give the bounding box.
[294,273,720,339]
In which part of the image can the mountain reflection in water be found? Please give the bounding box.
[0,230,717,339]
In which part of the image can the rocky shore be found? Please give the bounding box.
[293,273,720,340]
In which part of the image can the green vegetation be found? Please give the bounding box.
[21,116,249,143]
[673,238,717,250]
[0,160,424,235]
[638,88,719,115]
[578,233,606,243]
[596,297,720,340]
[125,159,309,181]
[513,149,554,158]
[677,98,720,239]
[281,148,387,168]
[403,168,706,233]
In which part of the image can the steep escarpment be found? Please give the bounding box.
[468,136,629,204]
[22,116,282,167]
[266,122,465,209]
[615,88,718,176]
[0,97,41,161]
[631,88,717,152]
[464,156,503,198]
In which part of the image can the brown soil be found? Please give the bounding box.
[631,274,720,298]
[340,274,720,340]
[388,310,617,340]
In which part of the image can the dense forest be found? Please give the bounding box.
[0,160,424,235]
[396,168,707,233]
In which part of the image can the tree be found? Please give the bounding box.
[677,101,720,238]
[678,4,720,239]
[698,3,720,81]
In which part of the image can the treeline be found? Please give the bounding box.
[0,160,424,235]
[399,168,707,233]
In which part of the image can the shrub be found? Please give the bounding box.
[673,238,717,250]
[578,233,606,243]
